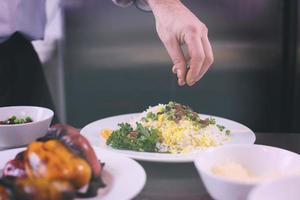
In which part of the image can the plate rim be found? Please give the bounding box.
[81,113,256,163]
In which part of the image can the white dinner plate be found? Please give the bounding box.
[0,147,146,200]
[81,113,256,163]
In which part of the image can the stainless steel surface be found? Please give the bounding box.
[295,1,300,131]
[63,0,290,132]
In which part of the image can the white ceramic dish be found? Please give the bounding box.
[0,147,146,200]
[194,144,300,200]
[81,113,255,163]
[0,106,53,149]
[248,176,300,200]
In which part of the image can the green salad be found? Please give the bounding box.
[0,116,33,125]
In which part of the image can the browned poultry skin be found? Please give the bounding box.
[1,124,104,199]
[15,178,75,200]
[24,140,92,189]
[51,124,102,178]
[2,159,26,178]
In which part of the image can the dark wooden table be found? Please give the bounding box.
[134,133,300,200]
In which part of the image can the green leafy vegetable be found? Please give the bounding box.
[146,112,158,120]
[225,130,231,135]
[106,123,158,152]
[216,124,225,131]
[0,116,33,125]
[209,117,216,125]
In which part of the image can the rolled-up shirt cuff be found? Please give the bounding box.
[112,0,151,11]
[111,0,134,7]
[134,0,151,12]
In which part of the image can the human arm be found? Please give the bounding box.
[148,0,213,86]
[112,0,214,86]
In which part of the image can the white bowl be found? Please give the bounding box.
[0,106,54,149]
[248,176,300,200]
[194,144,300,200]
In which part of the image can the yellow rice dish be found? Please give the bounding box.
[132,102,230,154]
[102,102,231,154]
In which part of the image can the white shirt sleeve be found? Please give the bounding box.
[112,0,151,11]
[0,0,46,43]
[32,0,64,63]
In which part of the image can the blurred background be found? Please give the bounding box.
[38,0,300,132]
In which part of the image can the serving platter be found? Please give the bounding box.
[0,147,146,200]
[81,113,256,163]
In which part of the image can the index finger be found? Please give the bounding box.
[163,37,187,86]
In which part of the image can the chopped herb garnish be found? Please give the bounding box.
[146,112,158,120]
[106,123,158,152]
[141,117,149,122]
[209,117,216,125]
[216,124,225,132]
[225,130,231,135]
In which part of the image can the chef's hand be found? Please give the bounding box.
[148,0,213,86]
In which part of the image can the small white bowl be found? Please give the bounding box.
[194,144,300,200]
[0,106,54,149]
[248,176,300,200]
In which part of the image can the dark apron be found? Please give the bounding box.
[0,32,57,122]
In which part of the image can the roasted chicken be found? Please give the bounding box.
[0,124,105,200]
